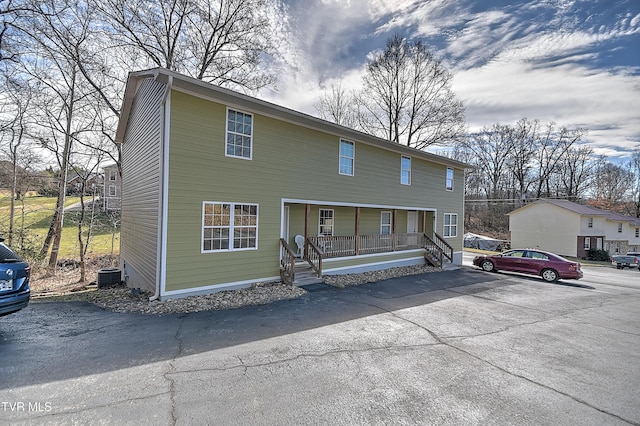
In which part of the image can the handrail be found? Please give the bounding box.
[304,237,323,277]
[425,232,453,262]
[279,238,296,285]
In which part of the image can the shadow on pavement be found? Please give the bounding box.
[1,268,512,389]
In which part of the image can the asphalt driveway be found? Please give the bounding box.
[1,265,639,425]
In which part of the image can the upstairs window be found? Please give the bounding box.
[588,218,593,228]
[618,223,623,233]
[109,171,117,181]
[401,156,411,185]
[226,109,253,159]
[636,228,639,238]
[109,185,116,196]
[446,168,454,191]
[339,139,354,176]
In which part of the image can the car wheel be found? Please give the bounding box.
[541,269,559,282]
[481,260,495,272]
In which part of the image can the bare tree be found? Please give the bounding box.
[358,34,465,149]
[532,123,586,198]
[590,156,632,211]
[626,149,640,217]
[555,145,594,201]
[95,0,277,91]
[314,83,357,128]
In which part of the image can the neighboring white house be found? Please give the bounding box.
[508,199,640,258]
[102,163,121,211]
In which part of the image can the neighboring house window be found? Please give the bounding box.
[202,202,258,252]
[618,223,623,233]
[339,139,354,176]
[443,213,457,237]
[319,209,334,236]
[584,237,590,250]
[226,109,253,159]
[588,218,593,228]
[401,156,411,185]
[109,171,117,181]
[109,185,116,196]
[380,211,392,234]
[446,168,454,191]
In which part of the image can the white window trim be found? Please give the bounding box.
[584,237,590,250]
[446,167,454,191]
[202,201,259,253]
[380,211,392,234]
[109,171,117,181]
[401,156,411,185]
[339,139,355,176]
[443,213,458,238]
[225,108,253,160]
[618,223,623,233]
[319,208,335,236]
[109,185,116,196]
[587,218,593,228]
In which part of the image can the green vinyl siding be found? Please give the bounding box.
[163,90,464,292]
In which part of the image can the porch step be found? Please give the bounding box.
[293,261,323,286]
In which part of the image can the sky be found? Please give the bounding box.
[264,0,640,162]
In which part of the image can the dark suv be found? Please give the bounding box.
[0,237,31,316]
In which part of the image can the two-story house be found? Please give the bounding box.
[115,68,469,300]
[101,163,121,211]
[509,199,640,258]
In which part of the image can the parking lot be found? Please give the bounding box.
[1,259,639,425]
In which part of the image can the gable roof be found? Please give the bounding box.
[510,199,640,225]
[115,67,471,171]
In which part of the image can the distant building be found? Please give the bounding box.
[102,164,121,211]
[509,199,640,258]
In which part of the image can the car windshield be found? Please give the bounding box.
[0,243,23,263]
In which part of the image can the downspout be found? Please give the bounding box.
[149,74,173,302]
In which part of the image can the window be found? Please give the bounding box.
[584,237,590,250]
[636,228,639,238]
[109,185,116,196]
[109,171,117,181]
[319,209,334,236]
[446,168,454,191]
[225,109,253,159]
[618,223,623,233]
[588,218,593,228]
[401,156,411,185]
[380,211,392,234]
[443,213,457,238]
[339,139,354,176]
[203,202,258,252]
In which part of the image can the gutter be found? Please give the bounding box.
[149,74,173,302]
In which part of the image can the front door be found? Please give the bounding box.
[407,211,418,233]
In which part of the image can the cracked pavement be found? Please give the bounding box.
[1,265,639,425]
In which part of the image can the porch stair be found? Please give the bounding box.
[293,262,324,286]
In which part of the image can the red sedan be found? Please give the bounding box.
[473,249,583,282]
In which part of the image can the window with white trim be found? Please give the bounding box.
[109,170,117,181]
[381,211,392,234]
[636,228,639,238]
[446,168,454,191]
[587,218,593,228]
[618,223,623,233]
[109,185,116,196]
[203,202,258,252]
[339,139,354,176]
[401,156,411,185]
[443,213,457,238]
[225,109,253,159]
[584,237,590,250]
[319,209,334,236]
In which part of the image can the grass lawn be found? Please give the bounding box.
[0,194,120,259]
